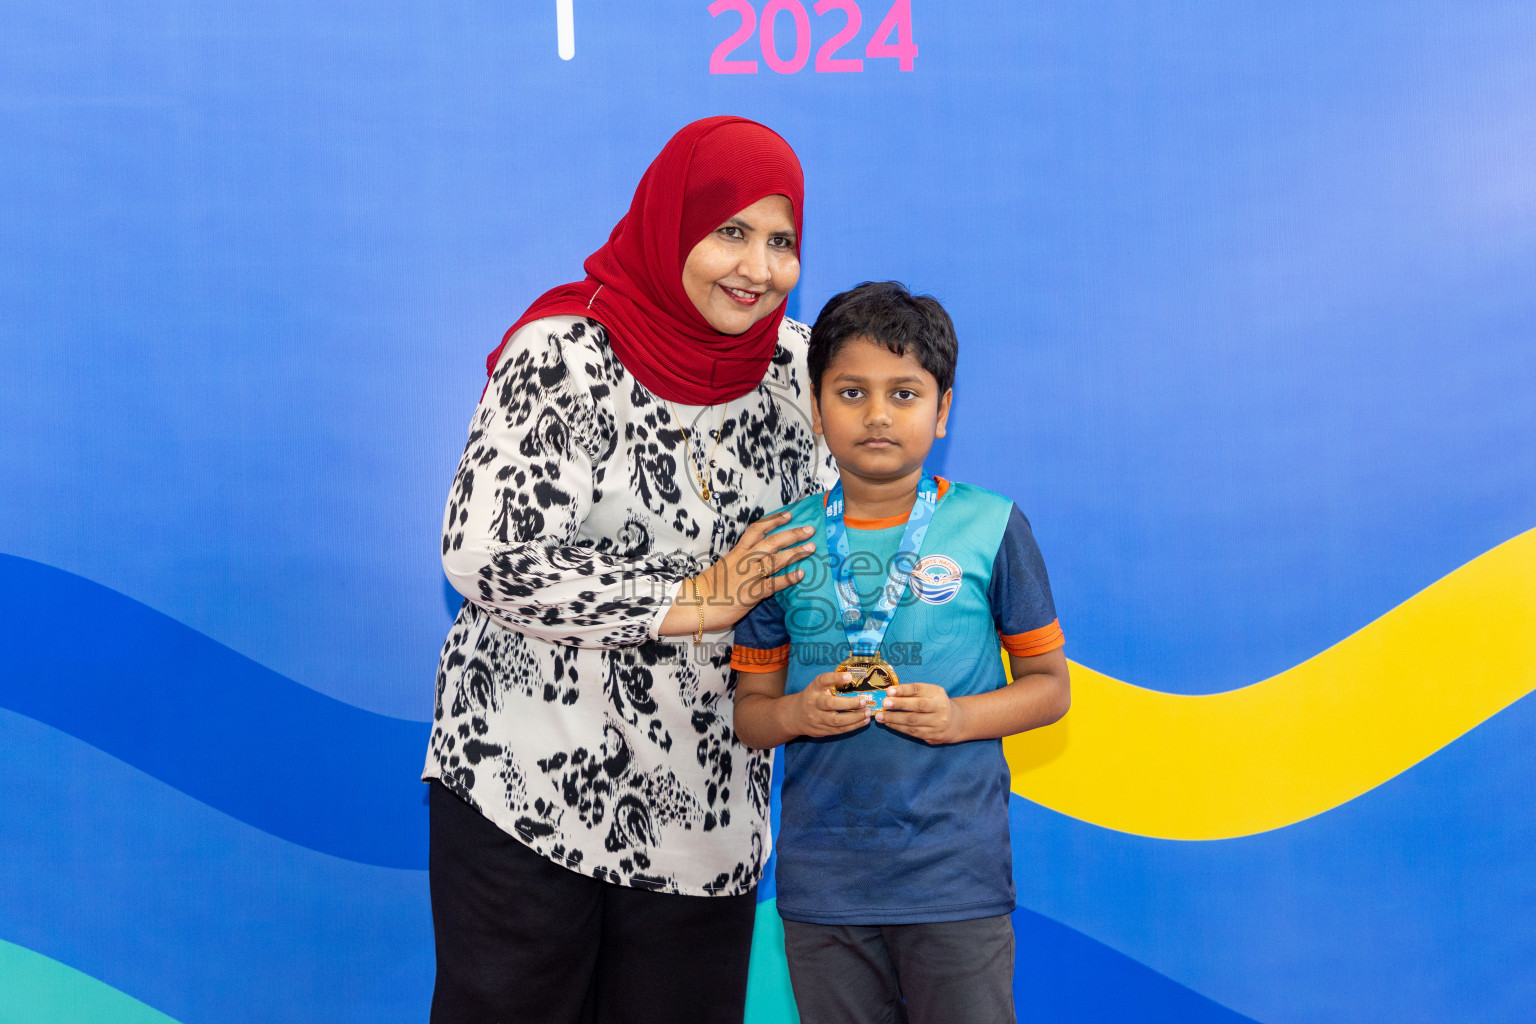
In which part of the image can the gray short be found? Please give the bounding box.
[781,914,1016,1024]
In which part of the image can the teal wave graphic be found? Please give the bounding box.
[0,940,182,1024]
[0,554,428,868]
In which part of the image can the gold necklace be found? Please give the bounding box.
[668,400,729,503]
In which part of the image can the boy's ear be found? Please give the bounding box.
[935,389,953,438]
[810,390,824,436]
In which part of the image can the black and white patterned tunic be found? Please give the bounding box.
[425,314,835,896]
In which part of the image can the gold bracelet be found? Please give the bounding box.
[690,576,705,644]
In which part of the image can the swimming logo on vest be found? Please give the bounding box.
[910,554,963,604]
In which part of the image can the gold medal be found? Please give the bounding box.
[833,651,899,693]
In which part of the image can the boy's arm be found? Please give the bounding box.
[734,666,873,750]
[876,648,1069,745]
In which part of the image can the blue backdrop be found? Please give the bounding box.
[2,2,1533,1022]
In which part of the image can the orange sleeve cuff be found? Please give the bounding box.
[1000,619,1064,657]
[731,644,792,673]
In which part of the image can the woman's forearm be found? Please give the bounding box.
[444,542,697,649]
[656,579,701,638]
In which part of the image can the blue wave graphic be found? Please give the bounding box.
[7,555,1530,1023]
[1009,906,1261,1024]
[0,708,433,1024]
[5,705,1263,1024]
[0,555,428,868]
[1008,692,1536,1024]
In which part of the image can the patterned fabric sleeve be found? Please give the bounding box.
[988,504,1066,656]
[441,318,700,649]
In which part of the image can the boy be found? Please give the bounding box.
[732,281,1071,1024]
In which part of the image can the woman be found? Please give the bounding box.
[424,116,834,1024]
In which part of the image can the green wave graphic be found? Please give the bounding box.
[744,901,799,1024]
[0,940,182,1024]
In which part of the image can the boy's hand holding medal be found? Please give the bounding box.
[874,682,966,745]
[783,672,874,738]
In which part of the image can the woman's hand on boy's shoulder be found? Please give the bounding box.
[875,683,966,745]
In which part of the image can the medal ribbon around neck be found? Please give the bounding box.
[824,473,941,656]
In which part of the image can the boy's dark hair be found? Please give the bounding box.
[807,281,958,396]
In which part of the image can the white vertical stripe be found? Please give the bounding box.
[556,0,575,60]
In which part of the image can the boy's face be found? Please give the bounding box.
[811,335,952,488]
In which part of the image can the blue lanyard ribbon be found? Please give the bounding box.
[824,474,940,655]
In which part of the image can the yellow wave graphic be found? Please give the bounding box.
[1004,528,1536,839]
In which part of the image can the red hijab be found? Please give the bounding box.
[486,116,805,405]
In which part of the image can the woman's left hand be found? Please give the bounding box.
[875,683,967,745]
[659,510,816,637]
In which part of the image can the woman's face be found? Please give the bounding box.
[682,194,800,335]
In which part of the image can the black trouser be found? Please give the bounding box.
[428,781,758,1024]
